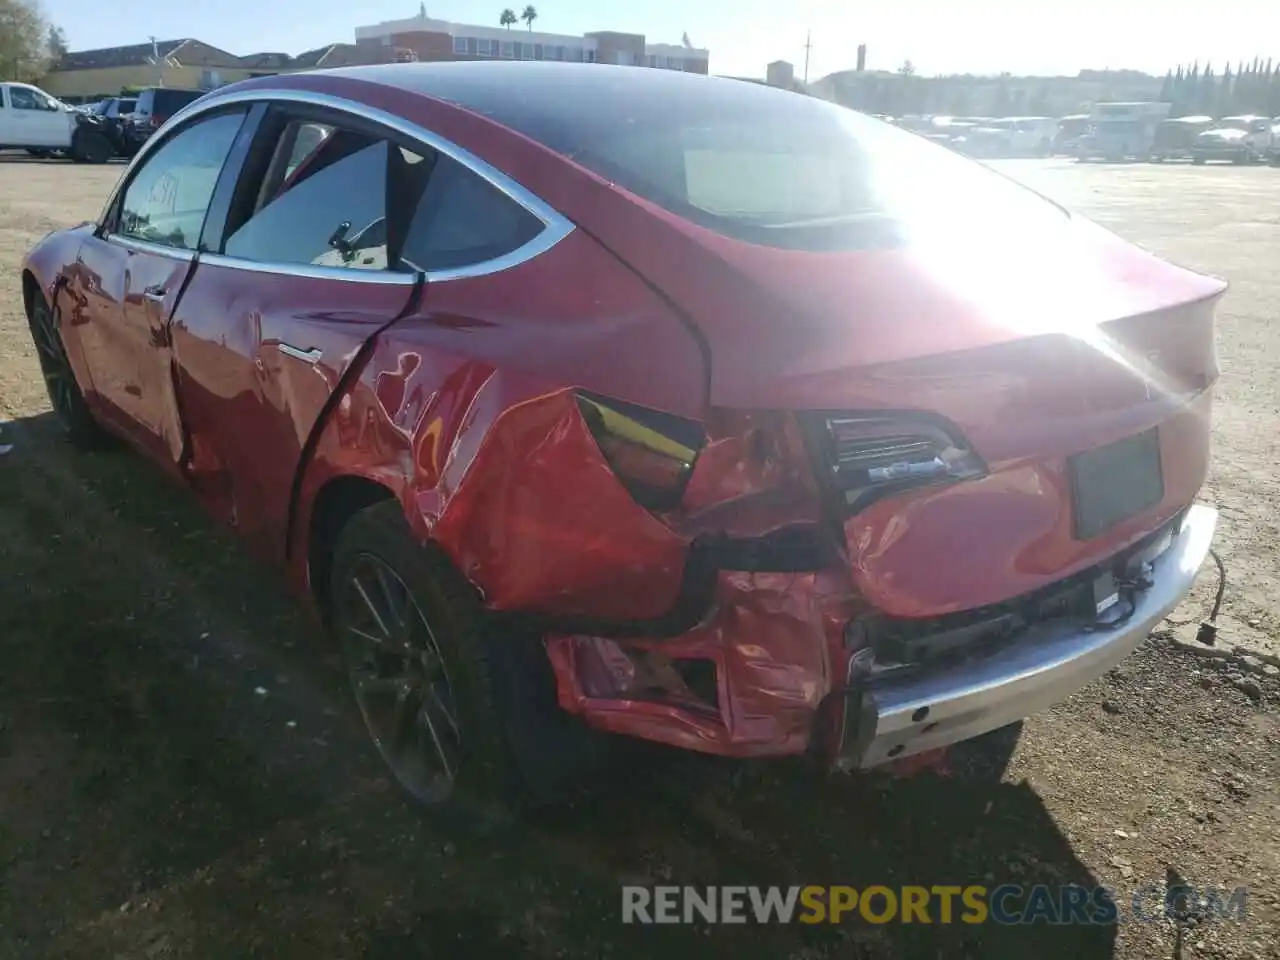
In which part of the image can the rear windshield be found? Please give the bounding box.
[144,89,203,113]
[530,97,1067,250]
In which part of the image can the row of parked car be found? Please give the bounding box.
[889,115,1063,158]
[0,82,206,163]
[889,111,1280,165]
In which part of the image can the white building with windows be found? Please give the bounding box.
[353,14,709,73]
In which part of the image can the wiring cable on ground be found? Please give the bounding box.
[1162,547,1227,645]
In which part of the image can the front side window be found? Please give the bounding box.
[10,87,55,111]
[223,122,397,271]
[116,110,246,250]
[400,155,543,272]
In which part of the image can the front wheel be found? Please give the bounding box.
[329,502,608,817]
[71,129,111,164]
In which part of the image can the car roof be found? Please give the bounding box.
[306,61,810,135]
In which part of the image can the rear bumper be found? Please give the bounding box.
[839,503,1216,768]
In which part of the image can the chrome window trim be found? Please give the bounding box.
[104,233,197,263]
[127,85,576,284]
[199,251,418,285]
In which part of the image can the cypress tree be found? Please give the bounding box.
[1218,63,1233,118]
[1199,63,1215,115]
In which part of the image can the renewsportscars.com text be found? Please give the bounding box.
[621,884,1248,926]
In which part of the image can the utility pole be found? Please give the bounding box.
[803,30,812,84]
[149,36,163,87]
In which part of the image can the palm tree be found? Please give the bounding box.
[499,8,517,29]
[521,5,538,30]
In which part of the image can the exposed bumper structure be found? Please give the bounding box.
[843,503,1217,768]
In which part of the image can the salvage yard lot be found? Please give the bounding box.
[0,156,1278,959]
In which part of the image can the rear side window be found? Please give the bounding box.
[400,156,542,272]
[116,110,246,250]
[223,126,393,270]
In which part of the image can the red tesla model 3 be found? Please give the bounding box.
[22,62,1224,808]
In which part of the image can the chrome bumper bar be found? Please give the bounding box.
[847,504,1217,769]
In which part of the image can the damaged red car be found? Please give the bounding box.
[23,62,1224,808]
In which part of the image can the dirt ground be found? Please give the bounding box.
[0,155,1277,959]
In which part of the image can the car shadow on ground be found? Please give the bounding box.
[0,413,1118,959]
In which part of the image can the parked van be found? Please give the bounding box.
[961,117,1059,157]
[1076,101,1171,161]
[1053,114,1091,155]
[1149,116,1215,162]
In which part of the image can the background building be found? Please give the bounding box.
[43,40,252,100]
[41,12,711,103]
[809,64,1164,117]
[353,12,709,73]
[42,39,386,101]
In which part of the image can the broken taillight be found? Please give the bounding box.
[804,414,985,514]
[576,392,705,510]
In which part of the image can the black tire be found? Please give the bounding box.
[329,501,608,820]
[71,129,111,164]
[26,287,111,448]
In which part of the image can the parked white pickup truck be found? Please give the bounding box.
[0,82,113,163]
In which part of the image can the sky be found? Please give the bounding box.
[42,0,1280,83]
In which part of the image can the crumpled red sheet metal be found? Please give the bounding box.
[428,391,870,759]
[545,567,865,757]
[304,366,873,762]
[431,388,690,620]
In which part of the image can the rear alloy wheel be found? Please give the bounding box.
[330,502,608,817]
[71,129,111,164]
[27,289,110,447]
[339,552,463,805]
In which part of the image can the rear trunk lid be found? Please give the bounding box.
[625,210,1225,616]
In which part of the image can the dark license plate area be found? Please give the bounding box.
[1070,428,1164,540]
